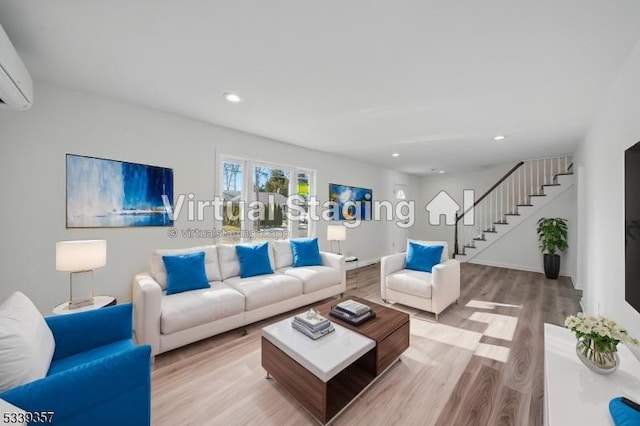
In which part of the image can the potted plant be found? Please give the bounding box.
[536,217,568,279]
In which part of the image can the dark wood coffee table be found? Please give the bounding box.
[261,297,409,424]
[316,296,410,375]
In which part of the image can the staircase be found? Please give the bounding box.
[454,156,574,262]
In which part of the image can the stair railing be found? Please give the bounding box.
[454,156,573,257]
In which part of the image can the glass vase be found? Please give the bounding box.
[575,338,620,375]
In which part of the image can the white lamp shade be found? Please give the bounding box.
[327,225,346,241]
[56,240,107,272]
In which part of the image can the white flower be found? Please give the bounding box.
[564,314,638,347]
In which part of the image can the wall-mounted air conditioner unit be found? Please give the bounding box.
[0,24,33,110]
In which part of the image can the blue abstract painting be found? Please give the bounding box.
[66,154,174,228]
[329,183,372,221]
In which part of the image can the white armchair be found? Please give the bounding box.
[380,241,460,320]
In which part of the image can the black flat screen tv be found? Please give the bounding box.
[625,141,640,313]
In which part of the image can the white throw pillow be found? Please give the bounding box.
[0,292,55,393]
[272,240,293,269]
[216,244,241,280]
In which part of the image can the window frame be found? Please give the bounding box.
[218,155,316,243]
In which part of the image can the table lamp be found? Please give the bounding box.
[327,225,346,254]
[56,240,107,309]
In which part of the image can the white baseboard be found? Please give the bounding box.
[468,259,572,278]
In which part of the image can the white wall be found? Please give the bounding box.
[471,187,577,279]
[411,162,520,251]
[573,39,640,358]
[0,82,415,313]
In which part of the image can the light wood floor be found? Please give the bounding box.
[152,262,581,426]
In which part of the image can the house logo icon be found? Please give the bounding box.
[425,190,475,225]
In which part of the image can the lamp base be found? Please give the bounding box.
[68,298,93,310]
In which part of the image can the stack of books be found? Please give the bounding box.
[330,299,375,325]
[291,311,335,340]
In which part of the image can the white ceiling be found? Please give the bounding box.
[1,1,640,174]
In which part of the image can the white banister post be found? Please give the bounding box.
[536,160,540,194]
[530,161,533,196]
[518,167,521,206]
[512,173,515,213]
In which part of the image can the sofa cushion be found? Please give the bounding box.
[150,245,221,290]
[406,243,443,273]
[160,283,245,335]
[386,269,433,299]
[225,274,303,311]
[163,252,211,295]
[407,240,449,262]
[0,292,55,393]
[236,242,274,278]
[280,266,341,293]
[291,238,322,267]
[272,240,293,269]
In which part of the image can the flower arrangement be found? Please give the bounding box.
[565,313,639,352]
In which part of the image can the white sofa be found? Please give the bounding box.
[380,241,460,320]
[133,240,345,357]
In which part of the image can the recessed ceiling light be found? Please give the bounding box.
[223,93,243,103]
[439,170,445,174]
[392,153,400,157]
[494,135,506,141]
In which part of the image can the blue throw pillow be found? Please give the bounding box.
[163,252,210,295]
[236,242,274,278]
[406,243,444,273]
[291,238,322,267]
[609,397,640,426]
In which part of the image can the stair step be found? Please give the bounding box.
[456,160,573,263]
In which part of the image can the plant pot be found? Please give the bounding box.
[543,254,561,279]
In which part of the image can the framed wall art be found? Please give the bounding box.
[66,154,173,228]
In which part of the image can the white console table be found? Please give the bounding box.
[544,323,640,425]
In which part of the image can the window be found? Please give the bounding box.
[296,170,312,238]
[221,160,244,243]
[219,156,314,243]
[250,165,290,238]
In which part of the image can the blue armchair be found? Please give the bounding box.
[0,303,151,426]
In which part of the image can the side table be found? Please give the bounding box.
[53,295,116,315]
[345,256,359,288]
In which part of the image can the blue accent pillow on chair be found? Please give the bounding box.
[291,238,322,267]
[163,252,210,295]
[236,242,274,278]
[406,242,444,273]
